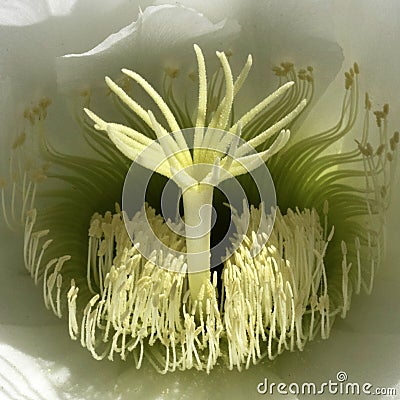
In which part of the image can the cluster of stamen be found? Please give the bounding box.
[64,204,334,372]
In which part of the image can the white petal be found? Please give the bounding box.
[0,323,296,400]
[301,0,400,144]
[154,0,243,22]
[332,0,400,125]
[56,4,240,91]
[0,0,77,26]
[0,339,62,399]
[0,0,143,26]
[0,1,146,89]
[158,0,344,113]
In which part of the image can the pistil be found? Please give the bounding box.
[85,45,305,302]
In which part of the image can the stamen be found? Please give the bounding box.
[63,206,331,371]
[0,179,13,231]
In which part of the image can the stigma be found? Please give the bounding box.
[84,45,306,303]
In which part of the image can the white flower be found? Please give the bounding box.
[0,0,399,399]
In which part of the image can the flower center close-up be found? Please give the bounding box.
[1,41,398,376]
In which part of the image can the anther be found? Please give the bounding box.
[12,132,26,149]
[376,144,385,156]
[165,67,179,79]
[365,93,372,110]
[383,103,389,116]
